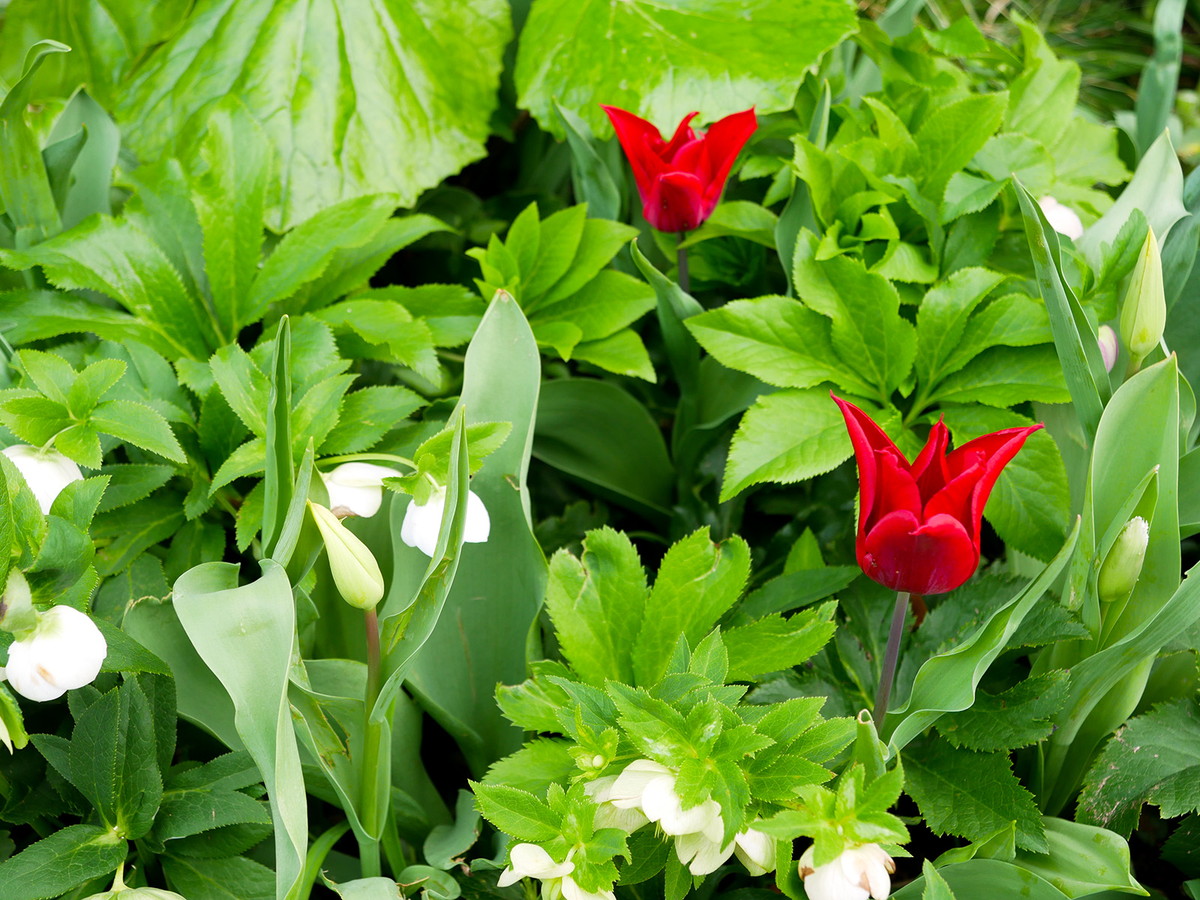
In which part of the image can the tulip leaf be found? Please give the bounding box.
[533,378,674,518]
[173,559,307,900]
[516,0,858,139]
[885,517,1079,752]
[116,0,510,231]
[402,291,546,774]
[892,859,1071,900]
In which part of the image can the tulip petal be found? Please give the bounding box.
[909,418,950,499]
[862,510,978,595]
[870,451,922,532]
[698,107,757,206]
[645,171,707,233]
[661,111,700,160]
[833,395,910,535]
[601,105,666,191]
[944,424,1042,542]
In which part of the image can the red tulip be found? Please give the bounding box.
[832,395,1041,596]
[600,105,757,233]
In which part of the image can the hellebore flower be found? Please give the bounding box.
[833,395,1041,595]
[2,445,83,514]
[0,605,107,702]
[497,844,616,900]
[798,844,895,900]
[1038,196,1084,240]
[400,485,490,558]
[1097,325,1119,373]
[601,105,757,233]
[320,462,403,518]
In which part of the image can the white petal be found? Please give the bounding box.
[463,490,491,543]
[503,843,574,881]
[734,828,775,876]
[2,445,83,514]
[674,831,734,876]
[559,875,616,900]
[5,606,107,702]
[1038,196,1084,240]
[644,775,720,836]
[400,492,446,557]
[608,759,672,808]
[593,801,649,832]
[321,462,402,519]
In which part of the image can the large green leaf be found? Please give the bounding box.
[404,291,546,775]
[515,0,858,138]
[173,560,307,900]
[0,824,127,900]
[116,0,510,230]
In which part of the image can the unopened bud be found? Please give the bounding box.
[308,502,385,610]
[1098,325,1118,373]
[1119,229,1166,366]
[1098,517,1149,604]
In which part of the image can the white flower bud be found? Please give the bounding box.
[309,502,385,610]
[1038,196,1084,240]
[1097,325,1119,373]
[2,445,83,514]
[400,486,490,557]
[320,463,404,519]
[799,843,896,900]
[1,606,107,702]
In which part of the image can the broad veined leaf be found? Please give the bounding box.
[117,0,510,230]
[516,0,858,138]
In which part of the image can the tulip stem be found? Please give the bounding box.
[676,232,690,294]
[359,607,384,879]
[873,591,910,727]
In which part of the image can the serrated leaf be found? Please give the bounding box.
[161,854,275,900]
[724,602,837,681]
[935,671,1070,752]
[91,399,185,463]
[906,737,1047,852]
[471,782,561,842]
[0,824,126,900]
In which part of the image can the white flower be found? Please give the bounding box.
[320,463,404,518]
[733,827,775,876]
[798,843,896,900]
[585,775,650,832]
[497,843,574,888]
[2,445,83,514]
[1038,196,1084,240]
[497,845,615,900]
[400,486,490,557]
[673,820,732,875]
[0,606,107,702]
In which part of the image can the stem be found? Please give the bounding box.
[873,591,910,727]
[676,232,690,294]
[359,607,384,879]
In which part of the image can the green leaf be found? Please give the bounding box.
[686,295,868,393]
[680,201,779,249]
[534,379,673,517]
[893,859,1072,900]
[905,736,1047,852]
[516,0,857,138]
[118,0,510,231]
[1135,0,1188,157]
[545,527,648,686]
[91,399,185,463]
[471,782,561,842]
[1004,16,1080,149]
[633,529,750,686]
[1077,697,1200,837]
[555,102,621,222]
[0,215,217,360]
[93,494,186,577]
[914,268,1007,388]
[0,824,126,900]
[173,560,307,899]
[320,386,423,456]
[931,346,1069,408]
[935,671,1070,752]
[914,91,1008,199]
[1010,818,1145,898]
[161,854,275,900]
[192,98,270,339]
[247,195,399,323]
[424,789,481,870]
[724,603,837,681]
[721,387,853,501]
